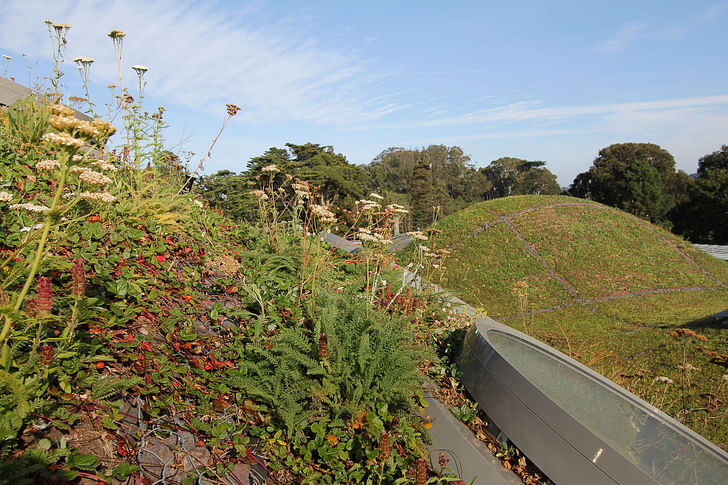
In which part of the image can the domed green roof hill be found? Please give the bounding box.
[430,194,728,449]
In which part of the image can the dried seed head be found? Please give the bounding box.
[92,118,117,137]
[226,103,241,116]
[108,29,126,39]
[47,104,75,117]
[415,457,427,485]
[379,430,391,462]
[319,332,329,361]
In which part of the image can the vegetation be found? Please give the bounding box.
[0,23,477,485]
[199,145,562,233]
[671,145,728,244]
[4,16,728,485]
[427,195,728,449]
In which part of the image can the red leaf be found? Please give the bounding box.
[117,439,128,456]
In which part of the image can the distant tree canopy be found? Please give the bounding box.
[568,143,691,226]
[671,145,728,244]
[197,143,368,221]
[480,157,560,199]
[198,142,562,230]
[366,145,493,229]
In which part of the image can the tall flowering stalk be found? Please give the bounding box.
[108,29,131,160]
[354,195,396,316]
[73,56,95,114]
[172,103,240,201]
[2,54,11,77]
[44,20,71,100]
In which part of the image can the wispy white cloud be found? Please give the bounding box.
[0,0,403,124]
[598,20,647,53]
[407,94,728,128]
[664,3,728,39]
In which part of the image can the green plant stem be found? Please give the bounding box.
[67,298,79,342]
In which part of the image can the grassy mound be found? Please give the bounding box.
[431,195,728,449]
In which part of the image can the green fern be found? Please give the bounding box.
[91,374,143,402]
[228,290,432,436]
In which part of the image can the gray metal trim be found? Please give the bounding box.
[458,317,728,485]
[423,381,522,485]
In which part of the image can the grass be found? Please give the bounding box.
[428,194,728,450]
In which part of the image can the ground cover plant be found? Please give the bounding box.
[426,195,728,450]
[0,22,475,485]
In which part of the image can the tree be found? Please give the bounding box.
[568,143,688,225]
[481,157,560,198]
[671,146,728,243]
[697,145,728,175]
[621,159,670,220]
[196,170,253,220]
[288,143,368,207]
[410,159,433,229]
[366,145,490,226]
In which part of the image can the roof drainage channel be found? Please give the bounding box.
[423,380,522,485]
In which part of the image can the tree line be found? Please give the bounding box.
[196,143,560,231]
[196,141,727,243]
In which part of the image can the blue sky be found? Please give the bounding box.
[1,0,727,185]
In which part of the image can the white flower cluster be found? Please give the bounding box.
[0,191,13,202]
[261,164,280,173]
[79,169,112,186]
[193,200,204,208]
[407,231,428,241]
[357,228,392,245]
[10,202,50,213]
[47,104,75,117]
[90,159,118,172]
[369,192,384,200]
[42,132,85,150]
[357,199,381,211]
[386,203,409,214]
[250,189,268,200]
[20,223,44,233]
[79,191,116,203]
[310,204,337,224]
[36,159,61,171]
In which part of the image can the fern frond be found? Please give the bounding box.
[91,375,143,402]
[0,369,30,419]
